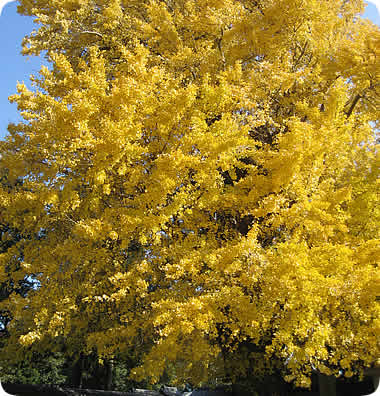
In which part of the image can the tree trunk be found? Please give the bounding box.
[104,359,113,391]
[72,353,84,389]
[318,372,336,396]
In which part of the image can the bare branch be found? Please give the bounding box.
[345,94,362,118]
[216,28,226,70]
[79,31,104,39]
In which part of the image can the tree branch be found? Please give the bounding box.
[79,31,104,39]
[345,94,362,118]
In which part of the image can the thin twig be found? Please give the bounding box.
[216,28,226,70]
[79,31,104,39]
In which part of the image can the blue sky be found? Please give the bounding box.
[0,1,379,141]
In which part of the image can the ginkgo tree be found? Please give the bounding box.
[0,0,379,390]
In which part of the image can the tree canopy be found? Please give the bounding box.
[0,0,379,389]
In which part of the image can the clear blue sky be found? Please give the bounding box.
[0,1,379,141]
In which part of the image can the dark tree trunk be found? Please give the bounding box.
[104,359,113,391]
[71,353,84,389]
[318,372,336,396]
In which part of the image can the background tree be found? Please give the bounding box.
[0,0,379,390]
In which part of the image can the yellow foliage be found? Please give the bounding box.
[0,0,379,388]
